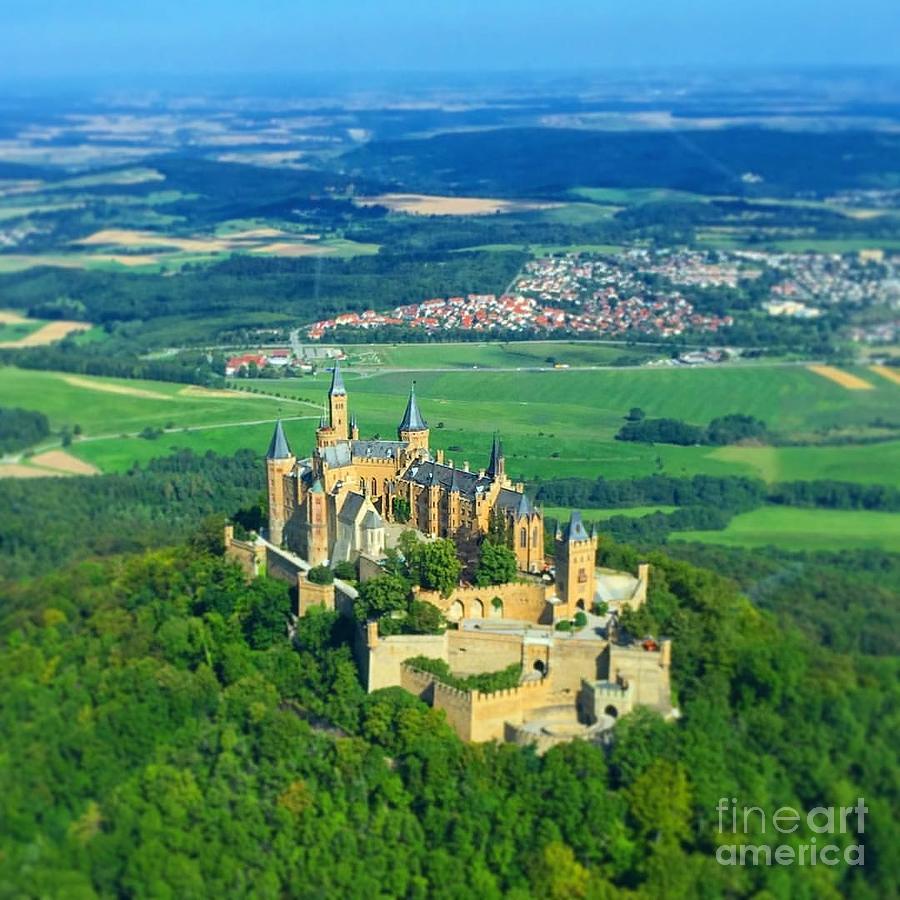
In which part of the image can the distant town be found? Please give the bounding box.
[303,248,899,344]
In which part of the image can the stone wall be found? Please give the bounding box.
[609,641,673,715]
[446,630,523,675]
[362,631,449,692]
[297,573,335,616]
[416,579,552,625]
[224,525,265,577]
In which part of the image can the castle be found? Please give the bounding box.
[266,363,544,573]
[232,365,675,749]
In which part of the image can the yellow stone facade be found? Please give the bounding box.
[265,365,544,570]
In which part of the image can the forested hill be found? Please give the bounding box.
[0,539,896,897]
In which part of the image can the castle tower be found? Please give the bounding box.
[265,419,295,547]
[350,414,360,441]
[512,493,543,573]
[555,510,598,612]
[398,381,429,451]
[486,433,505,482]
[328,362,349,441]
[304,478,330,565]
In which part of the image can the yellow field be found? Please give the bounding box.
[0,463,56,479]
[30,450,99,475]
[73,229,232,253]
[355,193,558,216]
[62,375,172,400]
[0,309,28,324]
[869,365,900,386]
[0,320,91,348]
[807,365,874,391]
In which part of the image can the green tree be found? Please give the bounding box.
[408,539,462,597]
[355,574,410,622]
[474,540,517,586]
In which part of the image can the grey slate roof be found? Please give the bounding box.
[401,460,490,501]
[319,442,352,468]
[265,419,293,460]
[329,362,346,396]
[561,510,590,543]
[362,510,383,529]
[338,492,366,524]
[351,439,405,460]
[398,382,427,432]
[496,487,534,517]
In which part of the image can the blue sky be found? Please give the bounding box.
[0,0,897,79]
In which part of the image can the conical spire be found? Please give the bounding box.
[329,361,346,396]
[399,381,427,432]
[487,432,504,478]
[516,492,533,517]
[266,419,293,460]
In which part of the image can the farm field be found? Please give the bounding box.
[4,359,898,487]
[671,507,900,553]
[0,367,306,446]
[341,340,661,369]
[232,362,900,485]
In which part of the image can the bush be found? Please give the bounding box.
[555,620,573,632]
[332,560,357,582]
[307,565,334,585]
[592,601,609,616]
[574,611,588,628]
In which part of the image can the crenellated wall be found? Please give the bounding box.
[400,665,556,742]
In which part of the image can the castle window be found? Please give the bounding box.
[519,527,527,548]
[371,478,377,495]
[578,568,587,583]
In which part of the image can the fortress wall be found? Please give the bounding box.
[447,630,524,675]
[609,644,672,714]
[418,580,551,624]
[431,681,475,741]
[265,545,307,586]
[399,665,437,702]
[549,638,607,693]
[365,632,449,692]
[224,526,264,578]
[467,678,555,742]
[297,574,335,616]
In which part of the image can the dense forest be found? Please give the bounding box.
[0,406,50,453]
[0,449,264,580]
[342,127,900,198]
[1,536,896,897]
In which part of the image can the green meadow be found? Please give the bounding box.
[671,507,900,553]
[231,362,900,486]
[3,359,900,492]
[341,340,659,370]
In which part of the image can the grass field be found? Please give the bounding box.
[233,362,900,486]
[0,368,315,472]
[4,359,899,489]
[341,340,660,369]
[671,507,900,553]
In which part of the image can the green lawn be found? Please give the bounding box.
[671,507,900,553]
